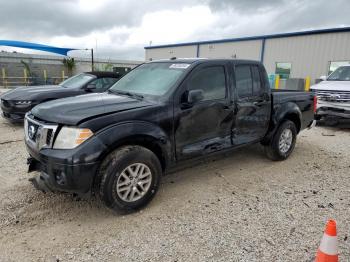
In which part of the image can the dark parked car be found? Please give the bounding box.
[0,71,121,122]
[25,59,315,213]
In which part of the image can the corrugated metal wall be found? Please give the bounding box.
[198,40,261,60]
[263,32,350,81]
[145,45,197,60]
[145,31,350,83]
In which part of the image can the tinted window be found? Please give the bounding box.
[187,66,226,101]
[60,73,95,88]
[90,77,118,90]
[251,66,263,96]
[235,65,252,98]
[110,63,186,96]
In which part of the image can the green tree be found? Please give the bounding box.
[62,57,76,76]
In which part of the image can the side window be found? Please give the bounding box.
[251,66,263,96]
[235,65,252,98]
[187,66,226,101]
[90,77,117,90]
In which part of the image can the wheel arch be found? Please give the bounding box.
[91,121,172,192]
[262,102,302,145]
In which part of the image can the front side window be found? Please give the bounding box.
[60,73,95,88]
[187,66,226,101]
[90,77,118,90]
[328,61,350,75]
[109,62,187,97]
[327,66,350,81]
[275,62,291,79]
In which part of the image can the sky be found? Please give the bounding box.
[0,0,349,61]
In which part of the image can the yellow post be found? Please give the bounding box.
[24,68,28,85]
[2,68,5,88]
[62,70,65,82]
[43,69,47,84]
[275,74,280,90]
[305,76,311,91]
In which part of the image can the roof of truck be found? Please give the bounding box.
[84,71,121,78]
[149,58,262,65]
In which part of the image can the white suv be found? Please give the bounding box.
[311,65,350,120]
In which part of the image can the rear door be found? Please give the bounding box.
[232,64,271,145]
[174,62,234,160]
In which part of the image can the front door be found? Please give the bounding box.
[174,62,234,160]
[232,64,271,145]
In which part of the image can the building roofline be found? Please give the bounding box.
[144,26,350,49]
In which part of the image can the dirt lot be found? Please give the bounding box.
[0,114,349,262]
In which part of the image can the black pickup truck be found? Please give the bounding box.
[25,59,315,213]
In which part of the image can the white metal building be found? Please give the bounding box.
[145,27,350,84]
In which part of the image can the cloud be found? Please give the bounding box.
[0,0,349,60]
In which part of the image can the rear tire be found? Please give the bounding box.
[98,145,162,213]
[264,120,297,161]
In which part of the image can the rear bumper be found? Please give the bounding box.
[308,120,317,129]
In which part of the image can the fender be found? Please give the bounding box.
[262,102,302,144]
[273,102,302,128]
[96,120,173,168]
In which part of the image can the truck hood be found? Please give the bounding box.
[0,85,60,100]
[311,81,350,92]
[31,92,154,125]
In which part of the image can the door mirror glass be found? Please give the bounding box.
[319,76,327,81]
[187,89,204,104]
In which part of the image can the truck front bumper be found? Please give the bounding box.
[316,100,350,119]
[25,136,106,196]
[27,156,99,196]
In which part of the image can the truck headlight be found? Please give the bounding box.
[53,127,93,149]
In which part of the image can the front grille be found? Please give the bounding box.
[316,90,350,102]
[25,114,58,150]
[46,129,53,145]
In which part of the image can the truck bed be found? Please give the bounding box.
[271,89,315,130]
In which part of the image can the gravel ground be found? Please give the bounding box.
[0,113,349,261]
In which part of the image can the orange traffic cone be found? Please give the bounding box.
[315,220,338,262]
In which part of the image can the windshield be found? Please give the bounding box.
[109,62,189,97]
[327,66,350,81]
[60,73,95,88]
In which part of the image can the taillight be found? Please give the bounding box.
[313,95,317,113]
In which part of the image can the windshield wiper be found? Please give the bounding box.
[108,89,144,100]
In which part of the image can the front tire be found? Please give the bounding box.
[98,145,162,213]
[264,120,297,161]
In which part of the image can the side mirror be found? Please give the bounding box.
[319,75,327,81]
[187,89,204,104]
[85,83,96,90]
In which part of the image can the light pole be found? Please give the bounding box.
[85,48,94,71]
